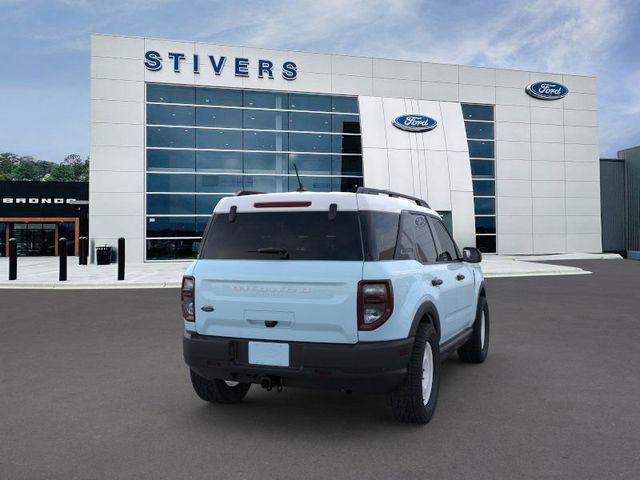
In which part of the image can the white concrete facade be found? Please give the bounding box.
[90,33,601,261]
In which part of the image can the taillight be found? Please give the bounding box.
[181,276,195,322]
[357,280,393,330]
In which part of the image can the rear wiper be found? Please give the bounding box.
[249,247,290,259]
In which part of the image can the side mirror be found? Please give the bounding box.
[436,251,452,262]
[463,247,482,263]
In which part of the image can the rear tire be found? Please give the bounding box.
[387,322,440,424]
[189,369,251,404]
[458,296,490,363]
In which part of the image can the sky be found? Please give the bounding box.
[0,0,638,162]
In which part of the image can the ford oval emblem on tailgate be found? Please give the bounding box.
[201,305,214,312]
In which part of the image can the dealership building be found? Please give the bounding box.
[90,33,601,262]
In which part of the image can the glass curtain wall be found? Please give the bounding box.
[145,84,364,260]
[462,104,496,253]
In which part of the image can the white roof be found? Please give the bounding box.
[214,191,439,217]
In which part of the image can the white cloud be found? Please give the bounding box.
[193,0,418,55]
[2,0,637,157]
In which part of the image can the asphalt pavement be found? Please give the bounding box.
[1,259,639,479]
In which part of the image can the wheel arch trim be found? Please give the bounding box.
[408,301,441,340]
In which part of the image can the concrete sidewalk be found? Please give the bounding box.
[0,254,620,289]
[0,257,189,289]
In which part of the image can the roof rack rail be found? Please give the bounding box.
[235,190,265,196]
[356,187,430,208]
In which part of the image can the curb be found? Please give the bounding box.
[483,269,591,278]
[0,270,590,289]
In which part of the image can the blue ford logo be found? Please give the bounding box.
[526,81,569,100]
[392,114,437,132]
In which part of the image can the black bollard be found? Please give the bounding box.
[8,238,17,280]
[79,237,87,265]
[78,236,84,265]
[83,237,89,265]
[59,237,67,281]
[117,237,125,281]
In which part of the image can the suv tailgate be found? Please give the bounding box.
[193,260,361,344]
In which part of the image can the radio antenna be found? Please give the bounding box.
[293,163,306,192]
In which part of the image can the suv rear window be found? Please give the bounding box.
[199,211,363,261]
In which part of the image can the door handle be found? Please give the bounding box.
[456,274,465,281]
[431,278,443,286]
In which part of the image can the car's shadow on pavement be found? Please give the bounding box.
[178,357,472,435]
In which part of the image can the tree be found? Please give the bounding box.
[0,152,89,181]
[0,153,18,179]
[47,163,76,181]
[61,154,89,182]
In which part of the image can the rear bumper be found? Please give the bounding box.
[183,332,414,393]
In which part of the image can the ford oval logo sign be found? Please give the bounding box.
[393,114,437,132]
[526,81,569,100]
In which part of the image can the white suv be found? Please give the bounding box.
[182,188,489,424]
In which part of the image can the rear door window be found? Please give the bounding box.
[394,211,438,263]
[395,212,417,261]
[413,214,438,263]
[199,211,363,261]
[428,217,460,262]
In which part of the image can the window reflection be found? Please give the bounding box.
[244,152,287,174]
[146,239,200,260]
[470,160,495,178]
[196,87,242,106]
[244,175,288,193]
[147,84,194,104]
[288,176,331,192]
[196,151,242,172]
[196,175,243,193]
[475,216,496,234]
[145,85,364,259]
[472,179,495,196]
[243,131,288,151]
[332,115,361,134]
[474,197,495,215]
[146,194,195,215]
[147,127,194,148]
[195,107,242,128]
[332,155,363,176]
[332,96,359,114]
[147,150,195,171]
[464,121,494,139]
[196,195,227,215]
[288,112,331,132]
[461,104,494,121]
[464,102,496,253]
[332,176,362,192]
[468,140,494,158]
[332,135,362,154]
[289,133,331,153]
[147,104,195,126]
[147,173,194,192]
[289,93,331,112]
[196,129,242,149]
[147,217,198,237]
[243,90,287,109]
[289,153,332,175]
[243,109,288,130]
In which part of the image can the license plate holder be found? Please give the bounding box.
[248,341,290,367]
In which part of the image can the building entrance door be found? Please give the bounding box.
[1,218,79,257]
[12,223,57,256]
